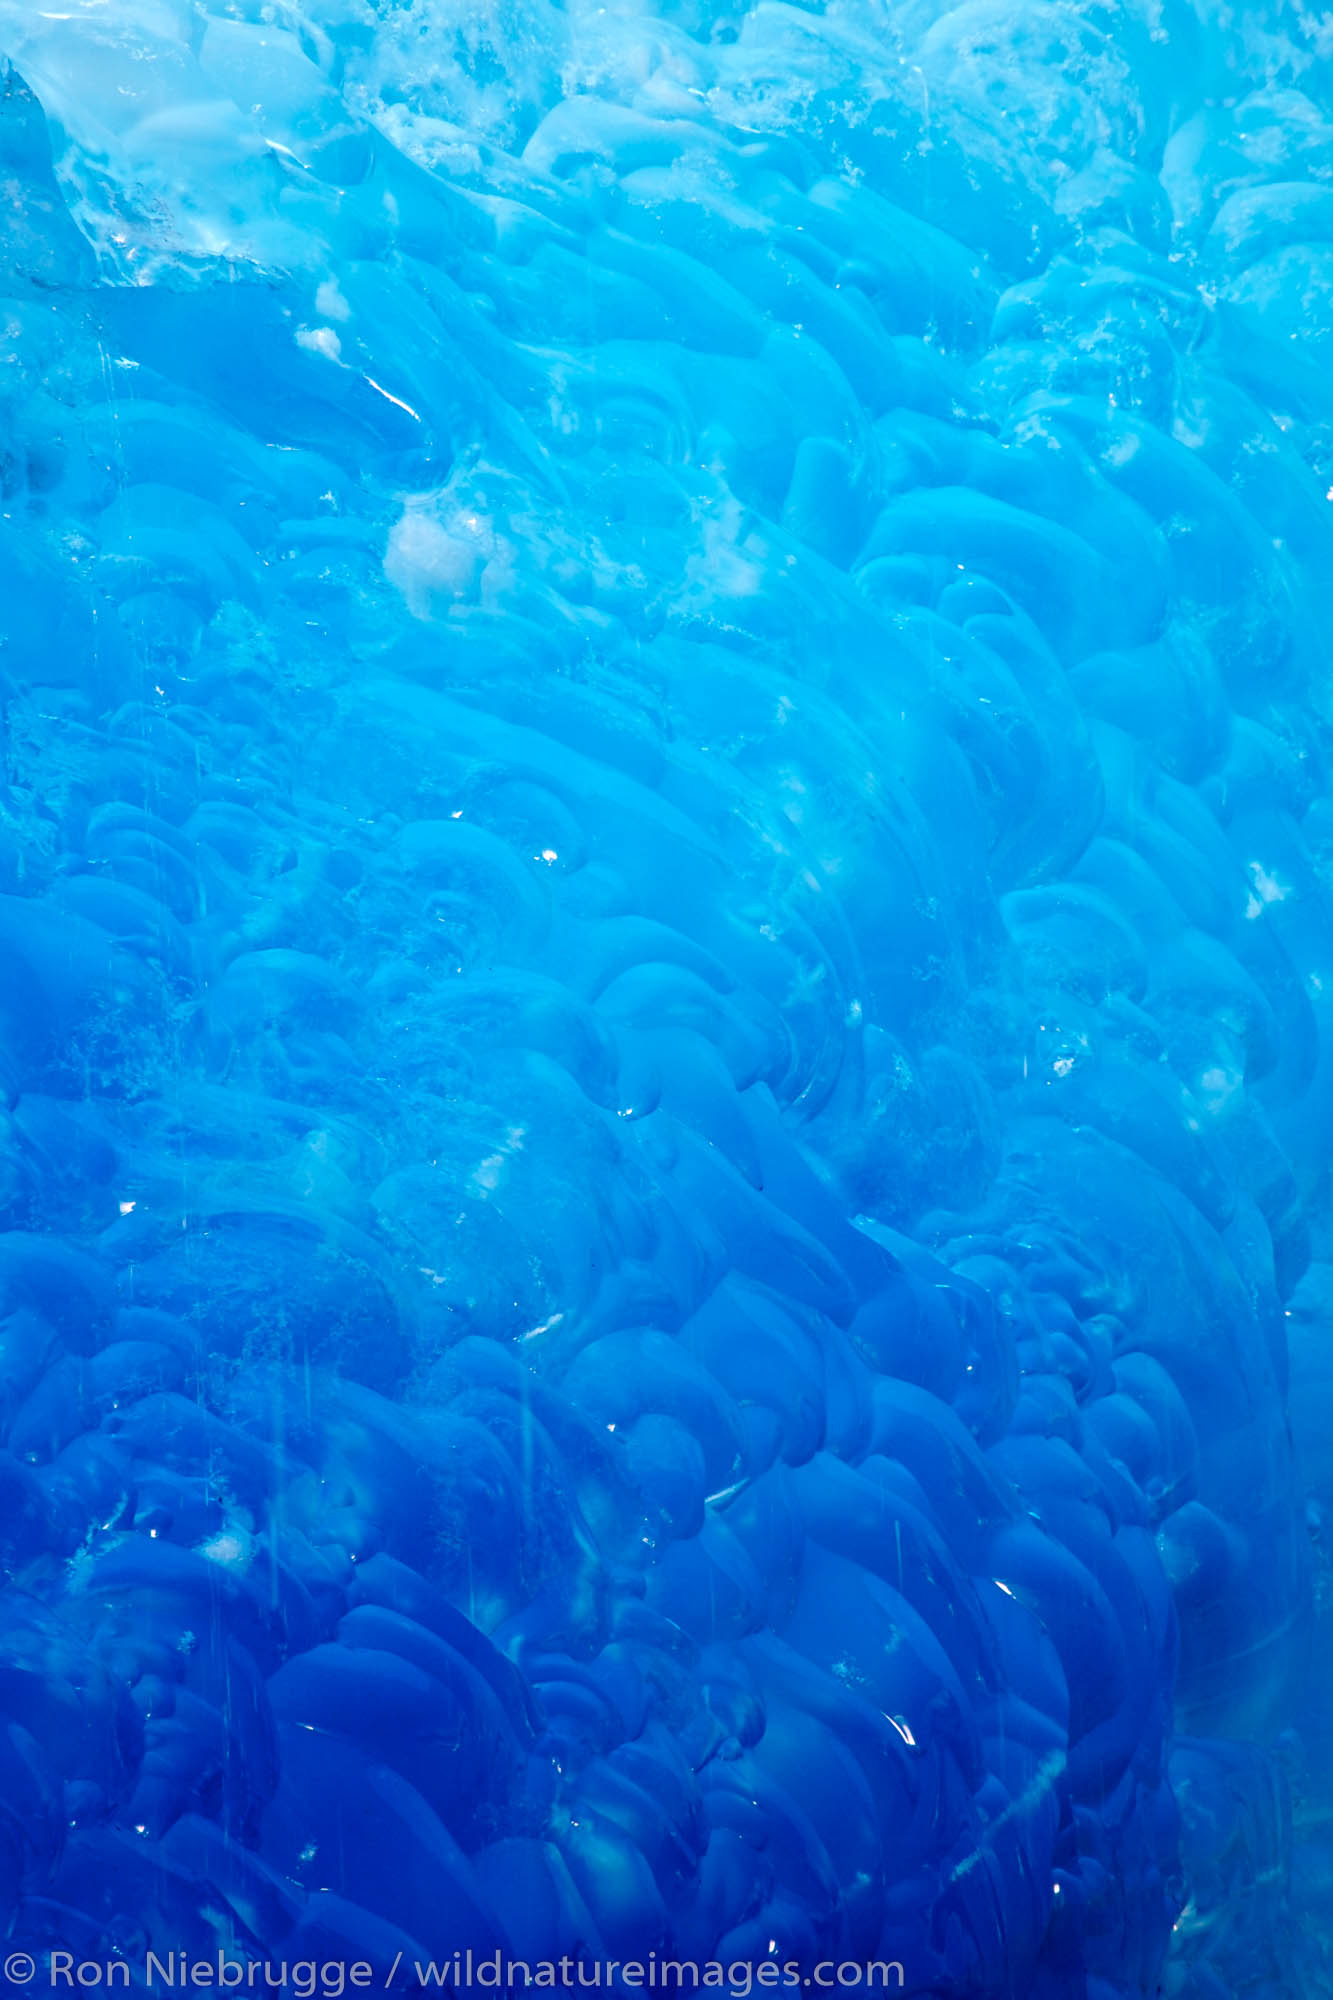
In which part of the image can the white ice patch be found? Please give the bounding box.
[199,1527,253,1571]
[315,278,351,322]
[296,324,342,361]
[385,499,502,618]
[1199,1065,1242,1113]
[1247,859,1290,910]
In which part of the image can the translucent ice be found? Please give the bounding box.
[0,0,1332,1991]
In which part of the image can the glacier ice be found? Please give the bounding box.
[0,0,1331,1991]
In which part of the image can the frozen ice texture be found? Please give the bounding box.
[0,0,1331,1990]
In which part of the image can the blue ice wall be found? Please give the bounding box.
[0,0,1331,1993]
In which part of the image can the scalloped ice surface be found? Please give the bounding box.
[1,0,1333,1991]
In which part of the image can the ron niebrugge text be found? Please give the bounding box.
[27,1950,907,1994]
